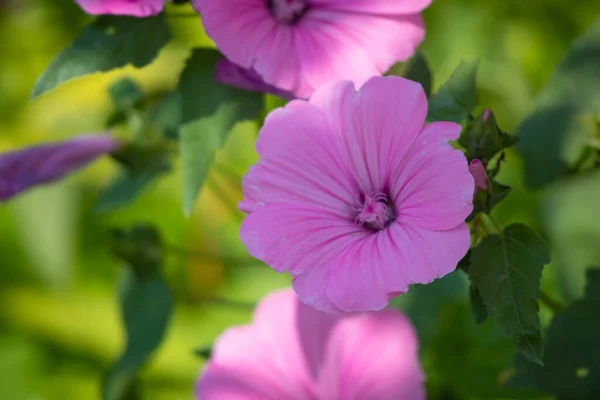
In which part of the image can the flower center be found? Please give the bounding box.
[267,0,307,24]
[354,192,395,231]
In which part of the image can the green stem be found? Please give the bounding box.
[485,213,503,233]
[540,290,565,313]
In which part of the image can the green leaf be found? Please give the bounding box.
[508,269,600,399]
[517,17,600,187]
[178,48,263,215]
[469,224,551,365]
[31,15,170,98]
[386,52,433,96]
[459,109,518,162]
[469,285,489,324]
[102,268,172,400]
[427,59,479,123]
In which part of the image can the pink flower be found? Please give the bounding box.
[75,0,167,16]
[215,58,295,100]
[469,159,488,191]
[239,76,474,313]
[194,0,429,98]
[196,288,426,400]
[0,134,119,202]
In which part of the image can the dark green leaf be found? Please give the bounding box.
[517,17,600,187]
[459,110,518,162]
[508,269,600,399]
[31,15,170,98]
[178,48,263,215]
[110,224,163,278]
[386,52,432,96]
[109,78,144,110]
[468,176,512,221]
[103,268,172,400]
[95,143,172,212]
[469,285,489,324]
[469,224,551,365]
[427,60,479,123]
[147,92,182,140]
[194,346,213,360]
[94,166,168,213]
[457,250,471,273]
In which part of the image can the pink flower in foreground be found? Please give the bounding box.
[469,159,488,191]
[75,0,167,16]
[196,289,425,399]
[0,134,119,202]
[240,76,474,313]
[215,58,295,100]
[194,0,429,98]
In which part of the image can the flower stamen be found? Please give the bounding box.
[354,191,394,231]
[267,0,307,25]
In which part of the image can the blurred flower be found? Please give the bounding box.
[75,0,167,16]
[196,288,425,399]
[0,134,119,202]
[215,58,295,99]
[469,159,488,190]
[239,76,474,313]
[194,0,429,98]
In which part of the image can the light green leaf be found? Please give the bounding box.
[427,59,479,123]
[470,224,551,364]
[102,268,172,400]
[508,269,600,399]
[31,15,170,98]
[178,48,263,215]
[517,17,600,187]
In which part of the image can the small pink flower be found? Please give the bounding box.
[239,76,474,313]
[469,159,488,191]
[75,0,167,16]
[196,288,426,400]
[0,134,119,202]
[194,0,430,98]
[215,58,295,100]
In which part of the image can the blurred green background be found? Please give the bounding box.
[1,0,599,399]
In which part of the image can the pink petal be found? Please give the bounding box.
[240,204,368,313]
[393,122,474,231]
[311,76,428,196]
[193,0,277,70]
[76,0,166,16]
[292,14,381,98]
[301,10,425,76]
[325,223,470,312]
[251,25,304,96]
[308,0,431,15]
[318,309,425,400]
[240,100,357,216]
[196,290,324,400]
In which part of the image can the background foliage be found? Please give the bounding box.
[1,0,600,399]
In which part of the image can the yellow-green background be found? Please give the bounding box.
[1,0,599,399]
